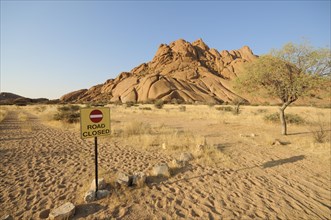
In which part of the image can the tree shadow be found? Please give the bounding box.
[73,203,105,219]
[287,130,331,136]
[146,155,306,186]
[262,155,305,168]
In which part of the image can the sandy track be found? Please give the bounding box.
[0,110,330,219]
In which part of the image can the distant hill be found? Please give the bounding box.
[0,92,50,105]
[0,92,24,101]
[60,38,329,106]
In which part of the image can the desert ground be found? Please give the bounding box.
[0,104,330,219]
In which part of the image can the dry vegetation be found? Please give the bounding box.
[5,103,331,165]
[26,103,330,166]
[0,108,7,122]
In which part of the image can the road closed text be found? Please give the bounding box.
[82,123,110,138]
[80,107,111,139]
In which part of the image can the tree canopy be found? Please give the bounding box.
[270,41,331,77]
[236,55,313,106]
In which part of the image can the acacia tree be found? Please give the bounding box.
[236,55,313,135]
[236,42,330,135]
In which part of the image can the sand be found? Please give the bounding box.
[0,107,330,219]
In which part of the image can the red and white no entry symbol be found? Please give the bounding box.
[89,109,103,123]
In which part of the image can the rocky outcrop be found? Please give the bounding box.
[61,39,258,104]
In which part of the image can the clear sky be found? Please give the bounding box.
[1,0,330,99]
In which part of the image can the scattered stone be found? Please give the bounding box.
[90,178,106,191]
[179,152,193,162]
[116,172,133,186]
[97,190,110,199]
[162,143,167,150]
[84,189,110,203]
[239,133,256,138]
[84,190,95,203]
[169,159,186,169]
[152,163,170,177]
[49,202,75,220]
[132,172,147,187]
[1,215,13,220]
[272,139,285,146]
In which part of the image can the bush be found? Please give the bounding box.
[154,99,164,109]
[215,106,233,112]
[125,101,136,108]
[179,105,186,112]
[54,105,80,123]
[311,119,327,143]
[34,105,47,113]
[139,107,152,111]
[124,121,152,136]
[264,113,306,125]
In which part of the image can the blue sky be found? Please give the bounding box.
[1,1,330,99]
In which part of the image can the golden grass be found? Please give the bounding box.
[0,108,7,122]
[6,103,330,167]
[17,112,28,121]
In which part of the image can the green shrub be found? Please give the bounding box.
[54,105,80,123]
[179,105,186,112]
[264,113,306,125]
[215,106,233,112]
[154,99,164,109]
[140,107,152,111]
[254,109,268,115]
[125,101,136,108]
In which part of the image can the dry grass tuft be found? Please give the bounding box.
[0,108,7,122]
[18,112,28,121]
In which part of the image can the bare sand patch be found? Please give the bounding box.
[0,105,330,219]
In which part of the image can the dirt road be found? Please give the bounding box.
[0,109,330,219]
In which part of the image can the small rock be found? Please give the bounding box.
[97,190,110,199]
[169,159,186,169]
[179,152,193,162]
[84,190,95,203]
[152,163,170,177]
[272,139,284,146]
[162,143,167,150]
[1,215,13,220]
[90,178,106,190]
[116,172,133,186]
[250,133,256,137]
[132,172,147,187]
[49,202,75,220]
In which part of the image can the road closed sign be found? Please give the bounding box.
[80,107,110,139]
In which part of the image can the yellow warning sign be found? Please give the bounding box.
[80,107,110,139]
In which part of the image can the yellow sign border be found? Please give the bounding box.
[80,107,111,139]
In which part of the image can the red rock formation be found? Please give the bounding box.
[60,39,258,104]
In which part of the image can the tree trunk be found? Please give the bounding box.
[279,104,288,135]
